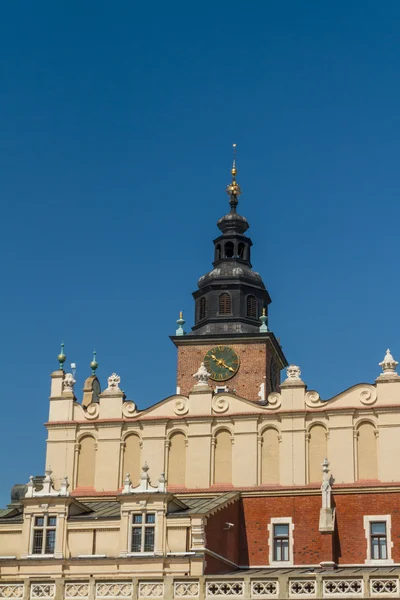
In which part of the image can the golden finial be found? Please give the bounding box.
[179,311,183,319]
[262,307,266,316]
[231,143,237,178]
[226,143,241,201]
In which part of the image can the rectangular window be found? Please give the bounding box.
[370,522,387,560]
[131,513,155,553]
[31,515,57,555]
[273,524,289,561]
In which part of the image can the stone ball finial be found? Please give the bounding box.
[90,350,98,375]
[58,342,66,370]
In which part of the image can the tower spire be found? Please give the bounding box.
[226,143,241,212]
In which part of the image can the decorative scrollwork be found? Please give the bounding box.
[251,581,279,597]
[206,582,244,597]
[30,584,56,600]
[0,585,24,599]
[174,398,189,416]
[358,386,377,405]
[95,583,132,598]
[289,581,316,596]
[174,582,200,598]
[122,401,137,418]
[65,584,89,599]
[212,396,229,414]
[305,391,322,407]
[138,583,164,598]
[266,393,281,409]
[323,580,363,595]
[85,403,99,420]
[370,579,398,595]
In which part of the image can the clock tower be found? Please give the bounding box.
[172,149,287,401]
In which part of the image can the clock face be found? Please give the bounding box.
[204,345,240,382]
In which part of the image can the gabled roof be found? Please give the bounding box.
[69,501,121,520]
[169,492,239,517]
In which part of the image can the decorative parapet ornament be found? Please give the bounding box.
[63,373,76,394]
[193,362,211,389]
[107,373,121,391]
[377,349,400,379]
[25,470,70,498]
[122,463,167,494]
[281,364,305,386]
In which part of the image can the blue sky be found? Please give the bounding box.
[1,1,400,505]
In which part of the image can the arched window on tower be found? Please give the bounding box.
[225,241,234,258]
[199,297,206,320]
[238,242,245,259]
[247,295,257,318]
[219,293,232,315]
[215,244,221,261]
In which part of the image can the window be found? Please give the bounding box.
[238,242,245,259]
[246,295,257,318]
[363,515,393,565]
[273,524,289,561]
[131,513,155,553]
[215,244,221,261]
[225,242,234,258]
[199,297,206,321]
[31,515,57,555]
[268,518,294,566]
[219,293,232,315]
[370,522,387,559]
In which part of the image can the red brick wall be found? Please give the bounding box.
[176,342,277,401]
[204,500,240,573]
[236,492,400,566]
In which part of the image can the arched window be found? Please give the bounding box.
[247,295,257,318]
[357,422,378,480]
[215,244,221,261]
[225,241,234,258]
[219,293,232,315]
[214,430,232,484]
[308,425,327,483]
[199,297,206,320]
[122,434,141,487]
[238,243,245,259]
[77,436,96,488]
[168,432,186,486]
[261,428,280,484]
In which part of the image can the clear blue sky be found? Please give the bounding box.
[1,1,400,505]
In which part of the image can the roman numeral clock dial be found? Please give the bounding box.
[203,345,240,382]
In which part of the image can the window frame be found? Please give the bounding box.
[199,297,207,321]
[246,295,257,318]
[30,514,57,556]
[218,293,232,315]
[363,515,393,565]
[268,517,294,566]
[130,511,156,554]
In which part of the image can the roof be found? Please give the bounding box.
[69,501,121,521]
[170,492,238,516]
[0,507,23,523]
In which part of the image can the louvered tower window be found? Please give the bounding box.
[199,297,207,320]
[246,295,257,318]
[219,293,232,315]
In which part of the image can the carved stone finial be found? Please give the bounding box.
[158,472,167,493]
[193,362,210,388]
[176,311,186,336]
[63,373,76,393]
[123,473,132,494]
[25,470,70,498]
[259,308,268,333]
[285,365,302,381]
[121,463,167,495]
[60,476,70,496]
[379,349,399,376]
[107,373,121,391]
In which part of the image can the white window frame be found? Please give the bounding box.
[363,515,393,565]
[268,517,294,566]
[30,514,57,556]
[129,511,156,555]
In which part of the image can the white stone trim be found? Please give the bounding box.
[363,515,393,565]
[267,517,294,567]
